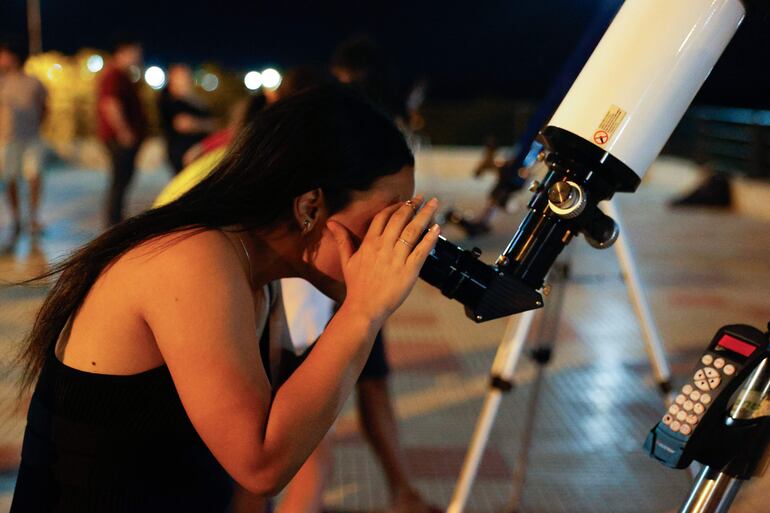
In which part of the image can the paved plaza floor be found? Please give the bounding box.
[0,155,769,512]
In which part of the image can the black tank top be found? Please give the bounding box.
[11,310,273,512]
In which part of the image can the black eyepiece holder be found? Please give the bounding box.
[419,126,641,323]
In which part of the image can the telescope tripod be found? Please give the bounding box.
[447,199,673,513]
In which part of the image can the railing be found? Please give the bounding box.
[665,107,770,179]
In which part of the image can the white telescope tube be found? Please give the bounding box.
[547,0,746,181]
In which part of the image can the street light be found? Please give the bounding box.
[86,55,104,73]
[244,71,263,91]
[262,68,282,89]
[201,72,219,92]
[144,66,166,89]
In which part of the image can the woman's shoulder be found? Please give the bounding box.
[122,228,243,285]
[137,227,231,255]
[115,228,254,319]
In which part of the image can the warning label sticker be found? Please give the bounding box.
[593,130,609,145]
[598,105,627,137]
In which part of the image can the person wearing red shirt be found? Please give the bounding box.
[97,37,147,227]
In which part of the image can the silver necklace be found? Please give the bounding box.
[236,234,254,288]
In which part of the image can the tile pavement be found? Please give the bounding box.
[0,155,769,512]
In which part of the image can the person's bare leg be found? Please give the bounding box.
[474,200,498,226]
[6,180,21,237]
[356,378,439,513]
[28,174,43,233]
[276,433,333,513]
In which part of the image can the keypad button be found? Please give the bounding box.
[686,415,698,425]
[704,367,719,379]
[723,364,736,376]
[680,424,692,436]
[690,390,701,401]
[683,400,694,411]
[671,420,682,432]
[682,384,694,395]
[675,394,686,405]
[694,369,706,380]
[700,393,712,405]
[714,358,725,369]
[695,379,710,391]
[694,403,705,414]
[662,414,673,425]
[708,377,721,389]
[669,404,680,415]
[702,355,714,365]
[676,411,687,422]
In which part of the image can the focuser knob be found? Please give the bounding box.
[547,181,573,204]
[547,181,586,218]
[582,208,619,249]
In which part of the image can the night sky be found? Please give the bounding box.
[1,0,769,105]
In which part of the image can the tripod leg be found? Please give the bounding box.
[447,310,537,513]
[602,202,703,480]
[604,200,673,399]
[503,259,570,513]
[502,355,546,513]
[678,466,743,513]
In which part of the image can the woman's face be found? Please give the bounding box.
[305,165,415,301]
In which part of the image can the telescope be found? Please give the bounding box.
[420,0,765,322]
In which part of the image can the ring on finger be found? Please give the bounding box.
[397,237,414,249]
[404,200,419,213]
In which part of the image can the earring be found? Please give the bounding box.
[303,218,312,233]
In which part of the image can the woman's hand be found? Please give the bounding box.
[326,196,440,325]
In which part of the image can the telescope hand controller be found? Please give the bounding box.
[644,324,770,477]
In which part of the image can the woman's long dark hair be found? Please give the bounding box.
[18,84,414,390]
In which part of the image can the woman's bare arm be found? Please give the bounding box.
[138,232,379,495]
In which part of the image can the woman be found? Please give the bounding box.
[11,85,440,512]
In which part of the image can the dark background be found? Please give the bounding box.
[1,0,768,106]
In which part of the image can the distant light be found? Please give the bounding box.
[144,66,166,89]
[261,68,282,89]
[128,65,141,83]
[47,63,63,80]
[201,72,219,92]
[86,54,104,73]
[244,71,263,91]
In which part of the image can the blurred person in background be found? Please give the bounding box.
[180,94,265,170]
[97,36,147,227]
[0,39,48,241]
[331,35,401,121]
[155,95,266,207]
[158,64,216,175]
